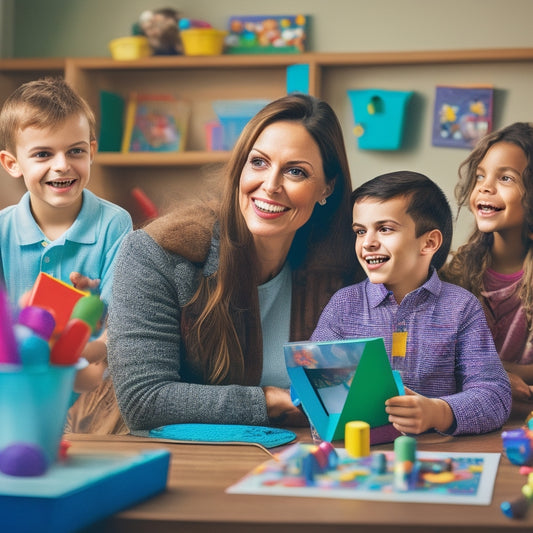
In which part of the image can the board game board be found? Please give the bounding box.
[227,443,500,505]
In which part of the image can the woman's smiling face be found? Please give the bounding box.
[239,120,332,249]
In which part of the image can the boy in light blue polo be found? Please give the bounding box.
[0,77,132,396]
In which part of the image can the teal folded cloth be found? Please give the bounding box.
[147,424,297,448]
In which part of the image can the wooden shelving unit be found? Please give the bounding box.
[2,48,533,224]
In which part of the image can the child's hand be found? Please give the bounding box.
[385,387,454,435]
[263,386,309,427]
[69,272,100,292]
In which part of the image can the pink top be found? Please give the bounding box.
[482,268,533,364]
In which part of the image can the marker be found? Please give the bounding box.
[69,294,105,333]
[50,318,91,365]
[501,495,531,519]
[0,287,20,365]
[17,333,50,369]
[17,306,55,341]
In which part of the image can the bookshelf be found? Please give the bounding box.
[2,49,533,226]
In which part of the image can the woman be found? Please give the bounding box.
[107,93,364,431]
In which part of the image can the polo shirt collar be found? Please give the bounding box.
[14,189,98,245]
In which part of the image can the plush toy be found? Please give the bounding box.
[133,7,183,55]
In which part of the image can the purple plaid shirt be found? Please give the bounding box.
[310,269,511,435]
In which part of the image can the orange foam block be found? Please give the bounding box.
[27,273,88,337]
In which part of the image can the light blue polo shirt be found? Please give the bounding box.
[0,189,132,310]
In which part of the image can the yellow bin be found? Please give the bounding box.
[181,29,227,56]
[109,36,152,60]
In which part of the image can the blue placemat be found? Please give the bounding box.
[146,424,297,449]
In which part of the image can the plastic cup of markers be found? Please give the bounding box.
[0,364,76,471]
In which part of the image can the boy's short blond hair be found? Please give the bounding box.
[0,77,96,153]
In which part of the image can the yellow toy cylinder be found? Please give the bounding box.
[345,421,370,458]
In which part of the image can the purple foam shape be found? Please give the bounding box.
[0,288,20,364]
[17,305,56,340]
[0,442,48,476]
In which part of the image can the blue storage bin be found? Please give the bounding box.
[212,99,270,150]
[347,89,413,150]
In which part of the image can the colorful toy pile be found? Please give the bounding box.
[0,273,103,477]
[501,418,533,518]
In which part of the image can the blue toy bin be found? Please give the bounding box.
[347,89,413,150]
[0,364,76,468]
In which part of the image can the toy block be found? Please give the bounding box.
[26,273,88,338]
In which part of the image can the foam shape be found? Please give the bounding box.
[27,273,88,337]
[148,424,296,448]
[345,421,370,458]
[0,443,48,477]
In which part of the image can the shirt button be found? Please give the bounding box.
[43,257,51,264]
[41,241,48,247]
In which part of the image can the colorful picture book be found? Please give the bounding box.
[285,337,404,443]
[225,14,309,54]
[121,93,190,153]
[432,85,494,149]
[227,442,500,506]
[0,449,170,533]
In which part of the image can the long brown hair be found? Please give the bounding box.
[185,93,355,385]
[442,122,533,327]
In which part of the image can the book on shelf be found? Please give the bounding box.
[121,93,190,153]
[432,85,494,149]
[98,90,125,152]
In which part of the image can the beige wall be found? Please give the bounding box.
[5,0,533,247]
[10,0,533,57]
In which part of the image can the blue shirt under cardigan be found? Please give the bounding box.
[310,269,511,436]
[0,189,132,309]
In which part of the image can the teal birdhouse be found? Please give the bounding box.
[347,89,413,150]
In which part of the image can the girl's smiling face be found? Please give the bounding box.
[469,141,527,238]
[239,120,332,251]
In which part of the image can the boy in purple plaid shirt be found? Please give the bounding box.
[311,171,511,436]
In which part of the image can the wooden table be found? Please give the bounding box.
[69,423,533,533]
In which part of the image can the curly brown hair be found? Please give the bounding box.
[441,122,533,328]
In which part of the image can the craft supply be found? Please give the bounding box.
[345,421,370,458]
[0,278,102,476]
[147,424,296,449]
[0,287,20,365]
[227,442,500,506]
[394,435,417,491]
[69,294,105,333]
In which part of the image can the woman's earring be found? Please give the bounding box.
[319,198,327,206]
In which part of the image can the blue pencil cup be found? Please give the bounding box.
[347,89,413,150]
[0,365,76,470]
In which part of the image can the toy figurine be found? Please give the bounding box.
[133,8,183,55]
